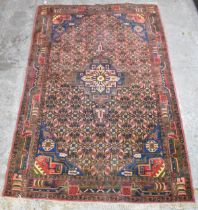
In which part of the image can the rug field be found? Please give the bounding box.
[3,4,194,203]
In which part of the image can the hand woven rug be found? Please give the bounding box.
[3,4,194,203]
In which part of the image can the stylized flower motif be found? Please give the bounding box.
[83,98,93,107]
[96,142,105,150]
[146,112,157,122]
[69,142,78,153]
[42,139,55,151]
[82,158,91,167]
[123,148,132,159]
[70,95,81,109]
[108,97,117,107]
[46,111,55,120]
[96,124,106,138]
[73,87,82,94]
[131,84,141,94]
[119,96,132,110]
[134,25,144,33]
[59,98,68,106]
[121,123,132,139]
[69,123,81,138]
[111,157,119,167]
[83,126,91,134]
[110,127,118,136]
[59,83,70,96]
[132,109,144,123]
[82,136,92,143]
[133,99,141,107]
[70,111,81,121]
[146,140,159,152]
[46,95,56,109]
[82,109,95,123]
[121,112,131,121]
[144,96,156,110]
[106,109,119,124]
[48,84,57,94]
[57,108,67,123]
[55,25,65,33]
[82,147,93,155]
[57,126,66,134]
[80,64,121,94]
[134,127,144,135]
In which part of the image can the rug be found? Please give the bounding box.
[3,4,194,203]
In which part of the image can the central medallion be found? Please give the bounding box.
[80,63,123,94]
[77,44,124,97]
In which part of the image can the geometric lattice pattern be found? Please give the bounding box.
[3,4,194,202]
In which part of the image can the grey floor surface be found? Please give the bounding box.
[0,0,198,209]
